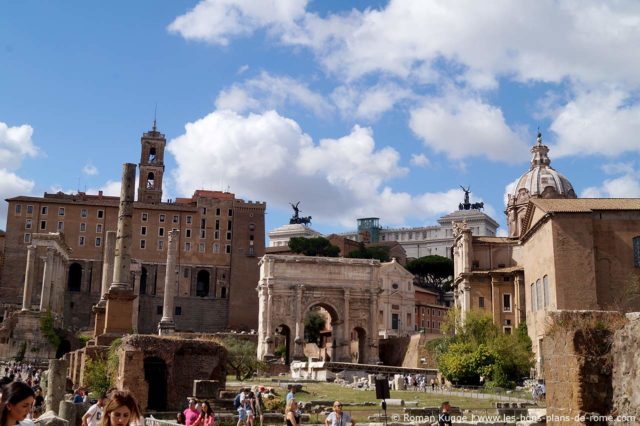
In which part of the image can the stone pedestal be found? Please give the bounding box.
[103,289,136,335]
[92,305,106,338]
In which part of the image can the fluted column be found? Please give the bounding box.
[39,247,55,311]
[22,245,37,310]
[158,230,179,335]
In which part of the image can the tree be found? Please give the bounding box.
[346,243,390,262]
[288,237,340,257]
[304,310,326,344]
[406,255,453,292]
[224,337,266,380]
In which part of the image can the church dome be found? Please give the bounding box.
[512,132,576,199]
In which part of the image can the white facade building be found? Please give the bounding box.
[268,223,322,247]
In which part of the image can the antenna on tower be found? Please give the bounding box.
[153,104,157,131]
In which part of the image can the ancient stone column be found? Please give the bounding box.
[100,231,117,300]
[39,247,55,311]
[265,283,274,356]
[159,230,179,335]
[46,358,69,414]
[343,289,350,346]
[293,284,305,359]
[131,268,141,334]
[110,163,136,291]
[22,245,37,311]
[368,288,381,364]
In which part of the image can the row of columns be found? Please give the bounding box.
[21,243,68,316]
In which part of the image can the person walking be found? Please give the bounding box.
[183,399,200,426]
[0,382,35,426]
[324,401,355,426]
[438,401,452,426]
[193,401,214,426]
[284,400,300,426]
[82,395,107,426]
[101,391,143,426]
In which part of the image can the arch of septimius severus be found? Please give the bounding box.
[257,255,382,364]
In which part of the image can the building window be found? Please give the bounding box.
[158,227,164,237]
[81,208,88,218]
[183,268,189,278]
[15,204,21,214]
[26,205,33,214]
[226,231,232,240]
[531,283,536,311]
[175,306,182,316]
[142,212,148,222]
[186,215,192,224]
[225,244,231,254]
[58,207,65,216]
[213,243,220,253]
[503,326,513,335]
[228,209,233,216]
[40,220,47,230]
[158,240,164,250]
[186,229,191,238]
[159,214,165,223]
[503,294,512,312]
[200,229,206,239]
[198,243,205,253]
[96,237,102,247]
[25,219,32,230]
[141,226,147,236]
[216,208,220,216]
[140,240,146,249]
[173,215,179,223]
[536,279,542,311]
[41,206,48,215]
[80,223,86,232]
[634,236,640,267]
[220,287,227,299]
[227,220,232,230]
[57,221,64,231]
[479,296,485,308]
[24,233,31,243]
[156,306,163,315]
[201,207,207,215]
[248,246,255,256]
[543,275,550,307]
[185,242,191,252]
[79,236,85,246]
[97,209,104,219]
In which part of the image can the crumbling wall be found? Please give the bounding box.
[543,310,625,425]
[610,312,640,420]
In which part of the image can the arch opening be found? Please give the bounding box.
[196,270,210,297]
[144,356,167,411]
[67,263,82,292]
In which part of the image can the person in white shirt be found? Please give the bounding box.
[82,395,107,426]
[325,401,355,426]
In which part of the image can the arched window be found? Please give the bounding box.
[140,267,148,295]
[148,147,157,163]
[196,270,210,297]
[147,172,155,189]
[633,236,640,267]
[68,263,82,292]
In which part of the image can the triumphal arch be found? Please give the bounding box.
[257,255,381,364]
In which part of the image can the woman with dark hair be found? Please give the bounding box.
[0,382,35,426]
[101,391,143,426]
[193,401,214,426]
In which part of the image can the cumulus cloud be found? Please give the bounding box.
[409,93,529,162]
[167,109,475,227]
[0,169,35,231]
[215,72,333,117]
[581,162,640,198]
[83,164,98,176]
[330,82,414,121]
[0,122,38,171]
[410,153,430,168]
[168,0,307,45]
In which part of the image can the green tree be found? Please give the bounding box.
[346,243,390,262]
[405,255,454,292]
[224,337,266,380]
[288,237,340,257]
[84,338,120,396]
[304,310,326,344]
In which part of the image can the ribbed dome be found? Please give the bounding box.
[512,132,576,199]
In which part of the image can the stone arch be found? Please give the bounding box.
[274,324,292,365]
[146,172,155,189]
[67,262,82,292]
[303,302,339,361]
[144,356,167,411]
[350,326,367,364]
[196,270,210,297]
[148,147,157,162]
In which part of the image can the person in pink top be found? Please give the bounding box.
[183,400,200,426]
[193,401,214,426]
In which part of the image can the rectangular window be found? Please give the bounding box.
[183,268,189,278]
[216,208,220,216]
[40,220,47,230]
[198,243,205,253]
[185,242,191,252]
[96,224,103,233]
[225,244,231,254]
[58,207,65,216]
[214,230,220,240]
[503,326,513,335]
[227,220,232,230]
[159,214,165,223]
[226,231,232,240]
[186,229,191,238]
[140,240,146,249]
[158,227,164,237]
[228,209,233,216]
[24,233,31,243]
[201,207,206,215]
[248,246,255,256]
[141,226,147,236]
[79,236,85,246]
[173,215,179,223]
[57,221,64,231]
[531,283,536,311]
[200,229,206,239]
[81,208,88,218]
[158,240,164,250]
[213,243,220,253]
[479,296,485,308]
[543,275,550,307]
[25,219,32,230]
[97,209,104,219]
[80,223,86,232]
[15,204,21,214]
[41,206,48,215]
[392,313,399,330]
[96,237,102,247]
[503,294,512,312]
[215,219,220,230]
[27,205,33,214]
[186,215,192,224]
[536,279,542,311]
[200,218,206,229]
[156,306,163,315]
[142,212,148,222]
[175,306,182,316]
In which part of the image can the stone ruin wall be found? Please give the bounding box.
[610,312,640,420]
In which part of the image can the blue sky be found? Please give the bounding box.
[2,1,640,237]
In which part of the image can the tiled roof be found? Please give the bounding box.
[473,236,516,243]
[530,198,640,213]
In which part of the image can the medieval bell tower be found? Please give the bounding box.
[137,120,165,204]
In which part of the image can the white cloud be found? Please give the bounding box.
[0,122,38,171]
[237,64,250,75]
[83,164,98,176]
[168,0,308,45]
[580,164,640,198]
[330,82,414,122]
[167,109,480,227]
[215,72,333,117]
[0,170,35,231]
[503,177,520,207]
[549,88,640,158]
[410,153,430,167]
[409,93,529,162]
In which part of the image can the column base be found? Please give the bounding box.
[158,320,175,336]
[103,288,136,335]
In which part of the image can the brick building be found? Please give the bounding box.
[0,124,265,332]
[414,286,450,335]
